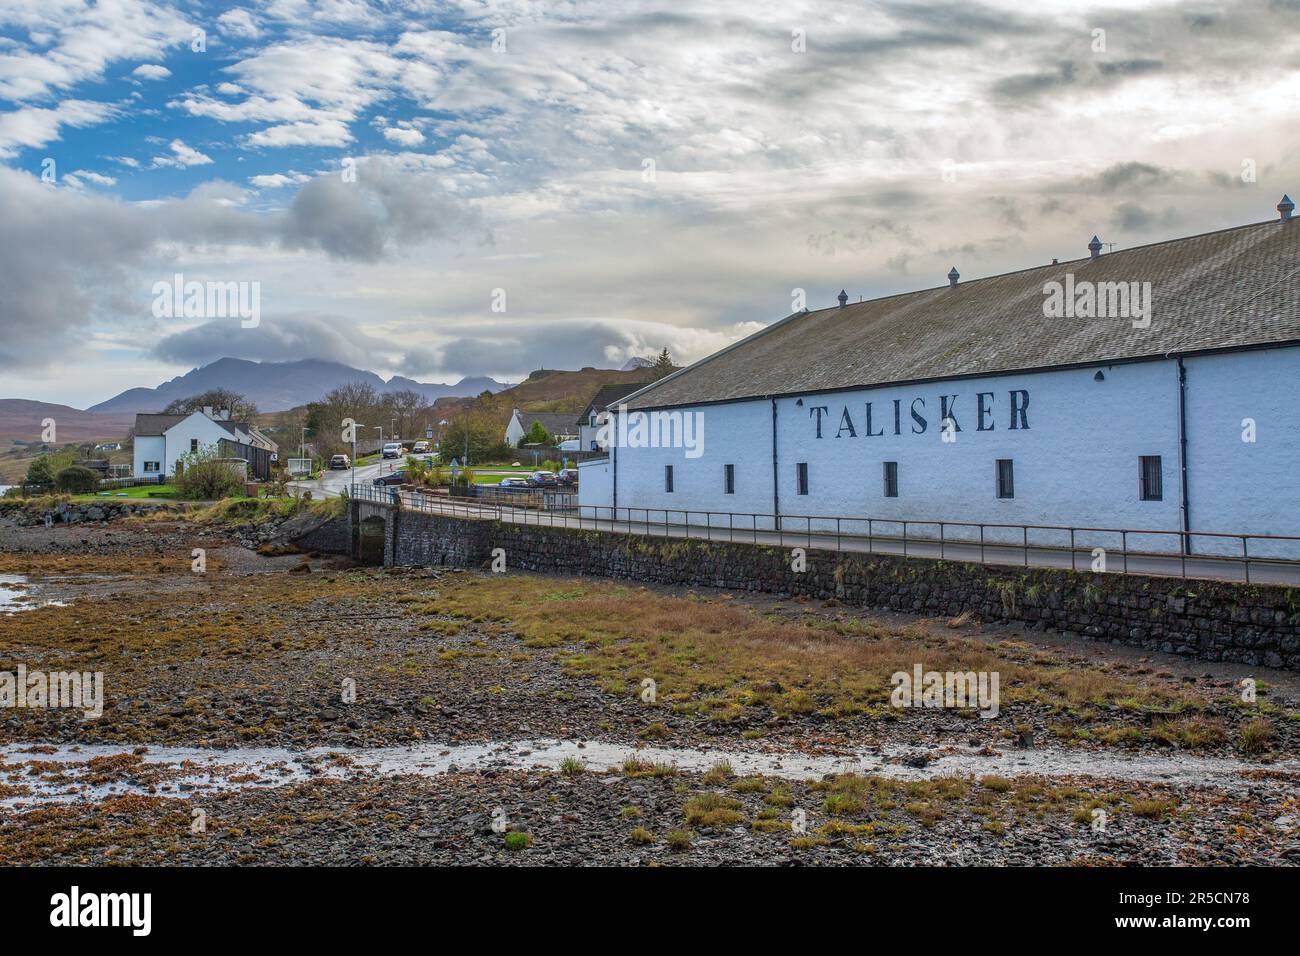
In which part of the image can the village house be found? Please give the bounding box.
[132,407,278,480]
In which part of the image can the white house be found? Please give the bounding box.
[581,200,1300,559]
[504,409,579,447]
[132,408,267,479]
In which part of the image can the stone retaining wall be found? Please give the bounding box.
[0,499,187,525]
[333,502,1300,670]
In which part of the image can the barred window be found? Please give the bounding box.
[665,464,674,493]
[724,463,735,495]
[796,462,809,495]
[996,459,1014,499]
[1139,456,1163,501]
[883,461,898,498]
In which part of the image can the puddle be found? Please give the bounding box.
[3,738,1294,811]
[0,575,64,613]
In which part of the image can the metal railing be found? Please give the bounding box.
[348,483,1300,584]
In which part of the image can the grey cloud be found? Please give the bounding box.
[151,312,398,367]
[0,163,477,371]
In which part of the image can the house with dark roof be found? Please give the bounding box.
[133,407,275,479]
[504,409,580,447]
[579,200,1300,558]
[578,383,647,451]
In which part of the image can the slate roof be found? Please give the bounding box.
[625,217,1300,410]
[580,383,648,418]
[132,414,187,437]
[133,412,250,437]
[521,412,579,438]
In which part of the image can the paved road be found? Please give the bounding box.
[290,460,536,499]
[362,489,1300,585]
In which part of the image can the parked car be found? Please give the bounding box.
[372,469,407,486]
[329,454,350,469]
[527,470,559,488]
[412,441,431,454]
[498,477,530,492]
[557,468,579,487]
[382,442,404,459]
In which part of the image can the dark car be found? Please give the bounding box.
[557,468,579,487]
[372,469,406,486]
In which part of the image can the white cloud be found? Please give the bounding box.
[72,169,117,186]
[249,170,310,188]
[0,99,118,159]
[131,63,172,81]
[0,0,192,101]
[382,126,425,146]
[150,138,214,168]
[216,7,260,39]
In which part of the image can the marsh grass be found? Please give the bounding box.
[420,575,1219,741]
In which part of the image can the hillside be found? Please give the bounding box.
[0,399,134,443]
[87,358,505,414]
[472,366,660,414]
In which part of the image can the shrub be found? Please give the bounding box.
[54,466,98,494]
[174,447,244,500]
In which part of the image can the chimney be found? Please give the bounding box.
[947,267,959,287]
[202,405,213,418]
[837,289,848,308]
[1278,194,1295,222]
[1088,235,1102,259]
[219,408,230,421]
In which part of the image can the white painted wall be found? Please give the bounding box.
[586,346,1300,557]
[577,456,613,511]
[1183,347,1300,558]
[133,436,166,478]
[505,412,525,447]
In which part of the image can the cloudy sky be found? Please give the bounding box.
[2,0,1298,407]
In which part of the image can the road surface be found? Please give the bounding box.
[290,459,535,499]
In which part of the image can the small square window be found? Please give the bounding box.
[1139,455,1162,501]
[796,462,809,495]
[883,461,898,498]
[190,438,199,452]
[996,459,1014,499]
[664,464,674,493]
[724,463,735,495]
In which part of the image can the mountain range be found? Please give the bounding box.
[86,358,506,415]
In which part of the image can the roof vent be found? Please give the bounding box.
[837,289,848,308]
[947,267,959,287]
[1278,194,1295,222]
[1088,236,1102,259]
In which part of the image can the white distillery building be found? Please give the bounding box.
[579,202,1300,559]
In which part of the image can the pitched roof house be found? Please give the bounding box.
[132,407,275,479]
[505,409,580,446]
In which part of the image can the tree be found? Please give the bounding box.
[163,389,258,423]
[523,421,551,446]
[441,410,506,465]
[25,457,56,486]
[652,347,675,380]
